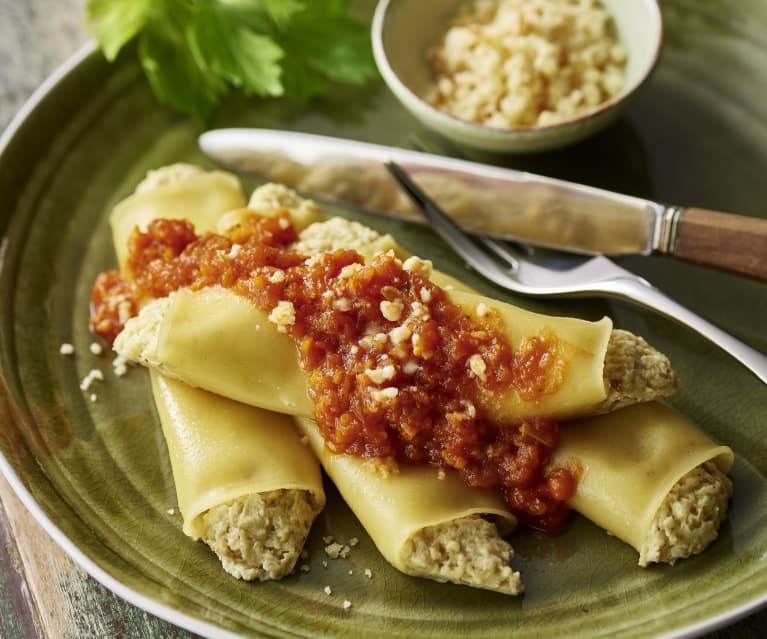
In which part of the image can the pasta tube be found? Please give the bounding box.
[110,164,247,267]
[114,182,675,420]
[107,165,326,580]
[553,402,733,565]
[115,283,675,421]
[295,416,522,594]
[153,374,325,579]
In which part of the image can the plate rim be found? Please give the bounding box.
[0,40,262,639]
[0,39,766,639]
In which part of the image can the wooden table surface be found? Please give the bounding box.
[0,2,766,638]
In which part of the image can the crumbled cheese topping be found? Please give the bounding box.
[112,353,129,377]
[365,365,396,384]
[412,333,425,357]
[373,333,388,348]
[59,343,75,355]
[89,342,103,355]
[402,256,432,277]
[325,542,352,559]
[248,182,312,211]
[267,270,286,283]
[268,301,296,331]
[324,585,333,595]
[334,298,352,312]
[468,354,487,382]
[380,300,404,322]
[402,359,419,375]
[80,369,104,391]
[342,600,352,610]
[410,301,430,320]
[426,0,627,128]
[339,263,363,278]
[389,325,412,345]
[371,387,399,403]
[446,400,478,424]
[461,400,477,419]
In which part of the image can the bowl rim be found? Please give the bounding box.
[371,0,664,138]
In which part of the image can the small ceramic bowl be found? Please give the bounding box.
[371,0,663,153]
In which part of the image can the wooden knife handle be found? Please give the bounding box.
[673,207,767,281]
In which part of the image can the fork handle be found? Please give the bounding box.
[607,276,767,384]
[670,207,767,281]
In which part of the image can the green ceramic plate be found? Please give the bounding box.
[1,1,767,637]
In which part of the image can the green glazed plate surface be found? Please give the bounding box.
[1,1,766,637]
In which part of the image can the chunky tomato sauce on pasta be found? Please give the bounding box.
[91,213,576,531]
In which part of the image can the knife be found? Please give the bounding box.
[199,128,767,282]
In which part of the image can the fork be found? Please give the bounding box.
[385,161,767,385]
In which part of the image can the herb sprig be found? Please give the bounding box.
[85,0,379,122]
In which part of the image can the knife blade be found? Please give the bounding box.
[199,128,767,281]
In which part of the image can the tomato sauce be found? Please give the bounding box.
[91,212,577,532]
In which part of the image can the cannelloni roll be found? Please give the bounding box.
[115,284,674,422]
[153,373,325,580]
[103,165,328,580]
[295,416,523,594]
[553,402,733,565]
[111,176,675,423]
[110,164,247,266]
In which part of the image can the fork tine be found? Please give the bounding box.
[385,161,525,291]
[385,166,767,383]
[478,237,521,271]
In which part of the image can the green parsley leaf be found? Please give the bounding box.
[85,0,151,61]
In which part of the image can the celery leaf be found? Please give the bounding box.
[188,3,283,97]
[85,0,152,61]
[139,22,229,123]
[85,0,379,123]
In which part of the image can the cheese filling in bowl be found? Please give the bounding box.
[425,0,628,128]
[372,0,663,152]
